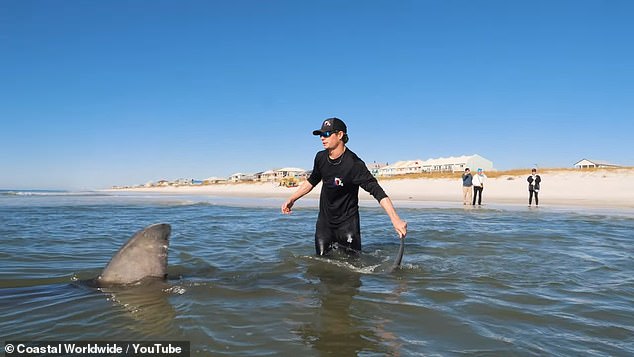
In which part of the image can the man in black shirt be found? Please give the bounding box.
[281,118,407,256]
[527,168,542,206]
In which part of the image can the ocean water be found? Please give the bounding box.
[1,190,633,356]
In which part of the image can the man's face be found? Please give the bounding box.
[319,131,342,149]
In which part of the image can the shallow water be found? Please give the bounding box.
[1,191,633,356]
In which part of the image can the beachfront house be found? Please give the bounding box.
[420,154,494,173]
[157,180,170,187]
[277,167,307,179]
[257,168,307,182]
[574,159,621,169]
[203,177,227,184]
[228,173,254,183]
[367,161,388,177]
[257,170,277,182]
[175,178,196,186]
[377,160,423,176]
[376,161,399,176]
[376,154,494,177]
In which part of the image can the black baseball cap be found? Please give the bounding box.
[312,117,347,136]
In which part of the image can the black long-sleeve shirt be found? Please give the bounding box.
[527,174,541,190]
[307,149,388,226]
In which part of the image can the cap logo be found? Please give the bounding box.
[324,120,332,126]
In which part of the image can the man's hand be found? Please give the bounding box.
[281,199,294,214]
[392,218,407,239]
[281,181,314,215]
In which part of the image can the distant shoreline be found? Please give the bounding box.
[108,168,634,210]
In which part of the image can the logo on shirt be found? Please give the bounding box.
[334,177,344,187]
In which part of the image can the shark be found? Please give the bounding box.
[95,223,171,286]
[92,221,403,286]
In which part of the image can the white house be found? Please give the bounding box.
[376,154,493,176]
[256,170,277,182]
[228,173,254,183]
[378,160,412,176]
[574,159,621,169]
[420,154,494,173]
[203,177,227,184]
[367,161,388,177]
[156,180,170,187]
[276,167,307,179]
[175,178,195,186]
[257,168,307,182]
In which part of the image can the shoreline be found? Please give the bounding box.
[107,168,634,210]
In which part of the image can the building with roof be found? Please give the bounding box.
[256,168,307,182]
[229,173,255,182]
[573,159,621,169]
[378,160,425,176]
[277,167,307,179]
[420,154,493,173]
[377,154,493,176]
[367,161,389,177]
[256,170,277,182]
[203,177,227,184]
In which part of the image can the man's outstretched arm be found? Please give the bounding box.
[379,197,407,238]
[281,180,315,214]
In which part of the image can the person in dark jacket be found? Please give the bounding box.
[461,168,473,205]
[281,117,407,256]
[527,168,542,206]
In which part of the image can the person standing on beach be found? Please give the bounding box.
[527,168,541,206]
[461,168,473,205]
[281,117,407,256]
[472,168,486,205]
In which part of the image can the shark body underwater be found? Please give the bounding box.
[65,219,405,335]
[89,220,403,287]
[92,223,172,287]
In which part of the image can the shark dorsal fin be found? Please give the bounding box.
[97,223,171,285]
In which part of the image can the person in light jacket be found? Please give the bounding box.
[527,168,542,206]
[472,168,486,206]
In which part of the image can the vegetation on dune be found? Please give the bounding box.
[379,167,634,181]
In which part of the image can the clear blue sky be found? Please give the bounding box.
[1,0,632,190]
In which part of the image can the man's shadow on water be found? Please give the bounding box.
[296,253,396,356]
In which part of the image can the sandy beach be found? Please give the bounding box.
[111,168,634,209]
